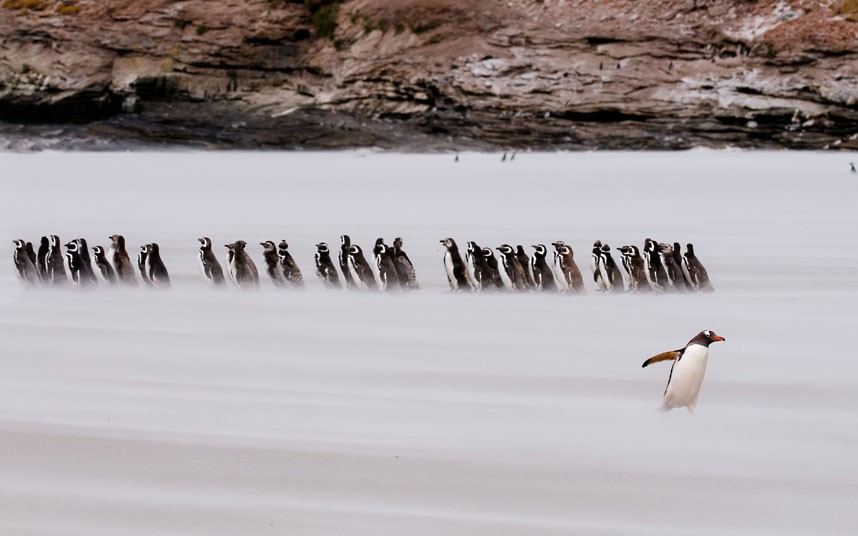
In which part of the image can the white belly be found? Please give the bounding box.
[443,252,458,289]
[662,344,709,411]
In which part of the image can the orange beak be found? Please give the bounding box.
[712,335,726,342]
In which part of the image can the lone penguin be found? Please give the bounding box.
[47,235,68,286]
[198,237,226,287]
[314,242,341,289]
[339,235,356,290]
[441,238,472,291]
[92,246,117,286]
[373,238,400,292]
[530,244,557,292]
[144,243,170,288]
[225,241,260,289]
[551,241,585,294]
[618,245,649,293]
[260,241,286,287]
[278,241,305,288]
[12,240,40,285]
[392,237,419,290]
[496,244,528,291]
[683,243,714,292]
[598,243,625,293]
[642,330,726,414]
[109,234,138,286]
[347,244,377,291]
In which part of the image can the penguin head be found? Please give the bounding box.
[40,236,49,248]
[466,241,479,253]
[51,235,62,248]
[260,241,276,252]
[198,237,212,248]
[393,237,403,249]
[93,246,104,257]
[373,238,386,256]
[557,244,573,256]
[600,243,611,253]
[139,244,151,254]
[658,243,673,254]
[532,244,547,256]
[692,330,726,346]
[480,247,495,259]
[149,243,160,254]
[515,245,527,257]
[12,239,25,249]
[644,238,655,251]
[234,240,247,251]
[440,238,456,250]
[348,245,362,256]
[65,240,79,252]
[278,240,289,251]
[340,235,351,247]
[686,243,695,255]
[109,235,125,248]
[550,241,566,250]
[496,244,514,255]
[316,242,329,253]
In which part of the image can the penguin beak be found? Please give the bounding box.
[712,335,726,342]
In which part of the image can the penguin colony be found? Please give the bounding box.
[12,235,712,293]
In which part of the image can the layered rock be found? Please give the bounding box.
[0,0,856,150]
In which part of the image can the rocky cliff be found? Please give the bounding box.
[1,0,857,150]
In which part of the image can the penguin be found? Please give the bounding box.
[339,235,356,290]
[74,239,97,284]
[851,162,856,174]
[278,241,305,288]
[12,240,40,285]
[260,241,286,287]
[617,245,649,293]
[347,244,377,291]
[598,243,625,293]
[109,234,138,286]
[642,330,726,414]
[65,240,98,288]
[225,241,259,289]
[673,241,694,289]
[24,242,37,268]
[373,238,400,292]
[496,244,528,291]
[515,245,536,289]
[198,237,226,287]
[47,235,68,286]
[36,236,50,281]
[551,241,585,294]
[392,237,419,290]
[144,243,170,288]
[530,244,557,292]
[643,238,669,292]
[454,154,459,162]
[440,238,472,291]
[466,241,495,292]
[590,240,606,292]
[92,246,117,285]
[137,245,151,286]
[314,242,341,289]
[480,247,506,290]
[683,243,714,292]
[501,152,507,162]
[658,243,688,292]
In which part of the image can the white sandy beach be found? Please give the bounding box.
[1,150,856,535]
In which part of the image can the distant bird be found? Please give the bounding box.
[12,239,39,285]
[683,243,714,292]
[47,235,68,286]
[92,246,117,285]
[441,238,472,291]
[597,243,624,293]
[260,241,286,287]
[137,245,151,286]
[373,238,400,292]
[617,245,649,293]
[551,241,585,294]
[480,247,506,290]
[466,241,495,291]
[225,240,259,289]
[144,243,170,288]
[198,237,226,287]
[530,244,557,292]
[339,235,356,290]
[392,237,419,290]
[278,241,304,288]
[510,152,516,161]
[109,234,137,286]
[454,154,459,162]
[851,162,856,174]
[515,245,536,289]
[501,152,507,162]
[347,244,377,291]
[642,330,726,414]
[496,244,528,291]
[314,242,341,289]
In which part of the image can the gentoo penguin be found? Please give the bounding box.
[496,244,528,291]
[65,240,98,287]
[36,236,50,281]
[598,244,625,293]
[591,240,606,292]
[339,235,356,290]
[144,243,170,288]
[198,237,225,287]
[12,240,40,285]
[617,245,650,293]
[643,238,669,292]
[530,244,557,292]
[516,245,536,289]
[480,247,506,290]
[347,244,377,291]
[278,241,305,288]
[683,243,714,292]
[642,330,726,414]
[92,246,117,286]
[659,243,688,292]
[225,240,260,289]
[260,241,286,287]
[551,241,585,294]
[314,242,341,289]
[47,235,68,286]
[373,238,400,292]
[137,245,151,286]
[466,241,494,292]
[109,235,137,286]
[440,238,472,291]
[392,237,419,290]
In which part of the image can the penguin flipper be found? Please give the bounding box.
[642,350,681,368]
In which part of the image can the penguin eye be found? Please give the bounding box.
[704,330,711,337]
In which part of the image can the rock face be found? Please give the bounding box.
[1,0,857,150]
